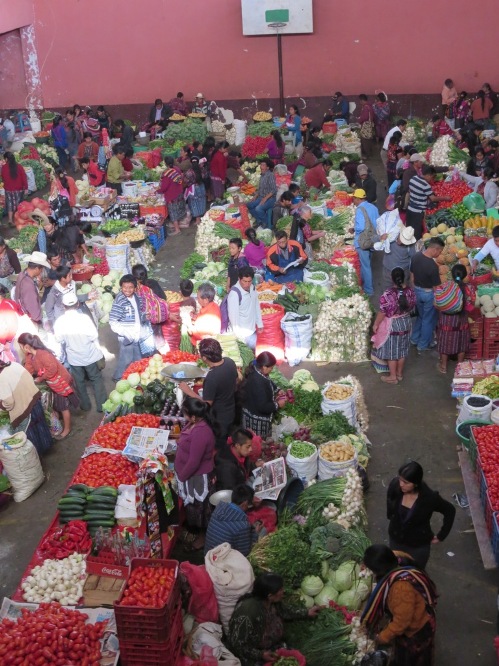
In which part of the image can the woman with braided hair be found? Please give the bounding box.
[372,267,416,384]
[436,264,475,374]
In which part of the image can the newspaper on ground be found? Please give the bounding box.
[252,456,287,500]
[0,598,119,665]
[123,427,175,463]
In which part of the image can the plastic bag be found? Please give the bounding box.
[0,432,44,502]
[180,562,219,624]
[321,382,357,426]
[255,303,285,363]
[281,312,313,366]
[318,444,357,481]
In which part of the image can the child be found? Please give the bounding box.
[179,279,197,309]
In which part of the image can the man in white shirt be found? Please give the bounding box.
[472,226,499,273]
[54,292,107,412]
[1,115,15,150]
[381,119,407,166]
[227,266,263,350]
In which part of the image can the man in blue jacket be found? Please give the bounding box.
[204,485,260,556]
[353,189,383,297]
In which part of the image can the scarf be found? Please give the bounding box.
[162,167,183,185]
[361,566,438,631]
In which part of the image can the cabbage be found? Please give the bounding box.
[101,291,114,302]
[90,274,103,287]
[354,580,371,602]
[127,372,140,388]
[109,390,122,404]
[99,314,109,324]
[102,399,115,413]
[314,583,339,606]
[337,588,364,611]
[299,592,314,609]
[290,369,313,388]
[79,284,92,294]
[116,379,130,393]
[108,269,121,281]
[301,380,320,392]
[122,389,137,405]
[300,575,324,597]
[334,561,356,592]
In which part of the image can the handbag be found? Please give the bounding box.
[357,207,376,250]
[434,280,463,314]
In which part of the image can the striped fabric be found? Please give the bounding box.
[204,501,257,556]
[408,175,433,213]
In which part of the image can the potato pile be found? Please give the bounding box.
[324,383,354,401]
[320,441,355,462]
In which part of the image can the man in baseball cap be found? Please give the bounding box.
[193,93,208,115]
[14,252,50,327]
[355,164,377,203]
[353,189,382,297]
[54,288,107,412]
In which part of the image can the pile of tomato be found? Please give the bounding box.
[72,453,138,488]
[474,425,499,509]
[91,414,161,450]
[118,564,176,608]
[122,350,198,379]
[0,603,107,665]
[431,181,472,211]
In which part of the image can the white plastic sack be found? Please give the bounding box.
[304,270,330,290]
[318,445,357,481]
[24,166,36,193]
[105,243,130,273]
[272,416,300,441]
[321,382,357,426]
[205,543,254,633]
[281,313,313,366]
[233,119,247,146]
[286,443,318,482]
[191,622,241,665]
[0,432,44,501]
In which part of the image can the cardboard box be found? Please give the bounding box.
[83,574,126,607]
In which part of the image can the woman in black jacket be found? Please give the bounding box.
[214,428,258,491]
[387,461,455,569]
[239,352,286,438]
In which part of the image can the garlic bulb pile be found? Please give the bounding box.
[21,553,86,605]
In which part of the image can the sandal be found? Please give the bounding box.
[169,229,181,236]
[380,376,398,385]
[55,430,72,441]
[437,363,447,374]
[184,538,205,553]
[178,529,197,545]
[396,375,403,382]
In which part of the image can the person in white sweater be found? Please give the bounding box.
[227,266,263,350]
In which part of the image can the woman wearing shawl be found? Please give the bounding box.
[158,156,186,236]
[371,267,416,384]
[362,544,438,666]
[210,142,229,200]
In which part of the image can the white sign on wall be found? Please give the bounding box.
[241,0,313,35]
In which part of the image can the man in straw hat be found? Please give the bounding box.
[380,226,418,290]
[14,251,50,328]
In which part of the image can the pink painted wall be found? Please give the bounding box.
[0,0,34,33]
[6,0,497,108]
[0,30,29,109]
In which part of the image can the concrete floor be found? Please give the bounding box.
[1,157,498,664]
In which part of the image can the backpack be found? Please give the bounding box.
[220,285,242,333]
[357,207,376,250]
[434,280,463,314]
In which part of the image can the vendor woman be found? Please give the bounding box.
[227,573,320,666]
[471,225,499,273]
[265,230,308,283]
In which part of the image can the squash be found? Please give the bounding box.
[459,257,470,266]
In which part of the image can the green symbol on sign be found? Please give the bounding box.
[265,9,289,23]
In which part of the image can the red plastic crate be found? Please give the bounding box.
[114,558,180,643]
[483,338,499,360]
[119,602,184,666]
[484,317,499,340]
[465,338,484,360]
[469,316,484,340]
[140,204,167,217]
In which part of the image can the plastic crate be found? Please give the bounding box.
[479,467,488,507]
[485,490,494,535]
[483,338,499,360]
[491,513,499,566]
[469,427,480,473]
[114,558,180,643]
[140,204,167,217]
[469,316,484,340]
[148,226,166,252]
[119,603,184,666]
[484,317,499,340]
[465,338,484,360]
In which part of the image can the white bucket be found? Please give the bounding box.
[122,182,138,198]
[458,394,493,425]
[491,408,499,425]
